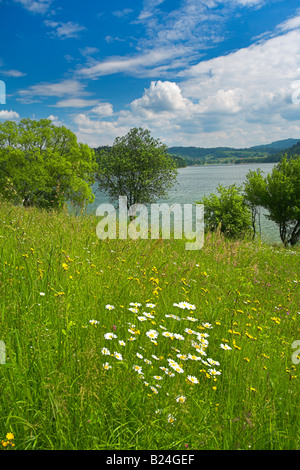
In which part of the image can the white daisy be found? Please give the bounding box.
[187,375,199,384]
[146,329,159,339]
[101,347,110,355]
[104,332,117,340]
[105,304,115,310]
[176,395,186,403]
[113,352,123,361]
[220,343,232,350]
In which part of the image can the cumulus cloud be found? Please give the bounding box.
[90,103,114,117]
[73,113,130,147]
[0,110,20,120]
[130,81,194,121]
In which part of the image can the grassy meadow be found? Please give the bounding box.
[0,200,299,450]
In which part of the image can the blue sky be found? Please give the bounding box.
[1,0,300,148]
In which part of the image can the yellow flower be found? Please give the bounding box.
[6,433,14,441]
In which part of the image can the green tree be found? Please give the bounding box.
[0,118,96,210]
[244,156,300,246]
[96,127,178,209]
[196,184,252,238]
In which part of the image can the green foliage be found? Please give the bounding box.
[96,127,178,208]
[0,118,97,210]
[244,156,300,246]
[197,184,252,238]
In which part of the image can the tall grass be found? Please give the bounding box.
[0,200,299,450]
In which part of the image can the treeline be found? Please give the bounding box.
[168,139,300,165]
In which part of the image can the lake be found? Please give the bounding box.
[86,163,280,244]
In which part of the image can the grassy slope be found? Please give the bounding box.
[0,201,299,450]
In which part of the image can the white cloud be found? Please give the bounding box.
[78,46,190,78]
[14,0,53,14]
[112,8,134,18]
[0,69,26,78]
[18,79,88,99]
[277,11,300,32]
[73,113,130,147]
[90,103,114,117]
[0,110,20,120]
[44,20,86,39]
[72,25,300,148]
[47,114,63,126]
[54,98,100,108]
[130,80,194,117]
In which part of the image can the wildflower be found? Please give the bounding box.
[104,332,117,340]
[113,352,123,361]
[128,307,139,313]
[90,319,100,326]
[103,362,111,370]
[207,358,220,366]
[146,303,156,308]
[155,409,162,414]
[144,358,152,365]
[173,333,185,340]
[173,302,196,310]
[118,340,126,346]
[133,365,143,374]
[184,328,196,335]
[165,314,181,320]
[137,316,147,322]
[39,292,45,296]
[150,386,158,394]
[220,343,232,350]
[6,433,14,441]
[208,368,221,376]
[136,353,143,359]
[173,365,184,373]
[153,375,163,380]
[146,329,159,339]
[188,353,202,361]
[143,312,155,319]
[202,322,213,329]
[101,347,110,355]
[167,414,176,424]
[162,331,173,338]
[176,395,186,403]
[177,353,188,361]
[187,375,199,384]
[186,316,198,322]
[105,304,115,310]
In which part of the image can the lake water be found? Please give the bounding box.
[86,163,280,244]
